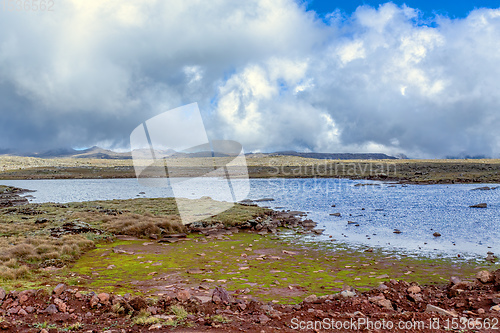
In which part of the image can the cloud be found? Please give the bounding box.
[0,1,499,157]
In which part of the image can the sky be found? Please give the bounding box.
[0,0,499,158]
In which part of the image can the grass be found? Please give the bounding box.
[210,315,231,324]
[62,322,84,331]
[133,310,160,326]
[170,305,188,321]
[32,322,58,329]
[0,195,267,287]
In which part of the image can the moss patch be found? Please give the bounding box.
[70,231,497,304]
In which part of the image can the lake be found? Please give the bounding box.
[1,178,498,259]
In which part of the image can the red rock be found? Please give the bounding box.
[476,270,494,283]
[89,295,99,308]
[407,286,421,294]
[54,298,67,313]
[98,293,110,304]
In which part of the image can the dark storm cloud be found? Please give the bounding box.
[0,1,499,157]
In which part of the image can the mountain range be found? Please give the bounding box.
[0,146,400,160]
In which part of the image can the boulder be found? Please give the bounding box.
[176,289,191,302]
[212,286,233,304]
[53,283,66,297]
[476,270,494,283]
[407,286,421,294]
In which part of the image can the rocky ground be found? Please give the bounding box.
[0,186,31,208]
[1,269,500,332]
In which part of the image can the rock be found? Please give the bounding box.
[408,293,424,302]
[425,304,458,317]
[490,305,500,312]
[193,296,212,304]
[161,233,187,239]
[330,213,341,217]
[470,203,487,208]
[433,232,441,237]
[7,307,19,315]
[35,217,48,224]
[377,284,389,291]
[44,304,58,314]
[54,298,67,313]
[40,330,49,333]
[112,247,134,254]
[486,253,497,263]
[149,323,162,330]
[471,186,496,191]
[50,221,103,237]
[98,293,110,304]
[253,198,274,202]
[53,283,66,297]
[176,289,191,302]
[18,290,31,304]
[25,306,34,313]
[212,286,232,304]
[407,286,421,294]
[340,290,356,298]
[147,306,159,315]
[89,295,99,308]
[0,288,5,301]
[0,190,28,207]
[476,270,494,283]
[393,229,402,234]
[478,308,485,314]
[187,268,203,274]
[301,219,317,228]
[304,295,318,303]
[107,264,116,269]
[378,299,393,310]
[257,314,271,324]
[129,296,148,311]
[450,276,461,285]
[365,248,373,253]
[312,229,324,235]
[376,274,390,279]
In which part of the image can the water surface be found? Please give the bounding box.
[1,178,498,258]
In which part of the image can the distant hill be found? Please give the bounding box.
[247,151,397,160]
[0,147,398,160]
[3,146,133,159]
